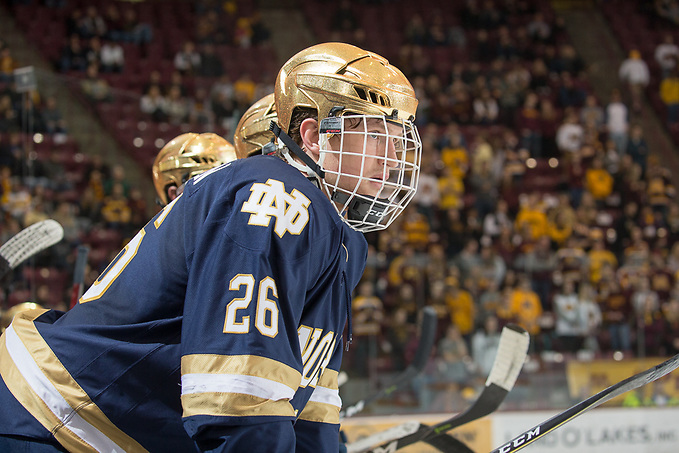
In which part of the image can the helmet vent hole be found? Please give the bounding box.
[353,87,388,107]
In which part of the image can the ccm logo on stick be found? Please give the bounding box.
[498,427,542,452]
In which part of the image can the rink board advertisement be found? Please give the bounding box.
[342,407,679,452]
[341,414,494,453]
[566,357,679,403]
[492,407,679,452]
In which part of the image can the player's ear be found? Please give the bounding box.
[167,185,178,201]
[299,118,320,158]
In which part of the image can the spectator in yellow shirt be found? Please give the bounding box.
[445,277,476,341]
[546,193,576,246]
[387,245,424,288]
[400,207,431,252]
[100,182,131,230]
[646,163,675,214]
[585,155,614,203]
[0,46,17,83]
[514,192,548,240]
[509,274,543,336]
[233,72,256,104]
[438,165,465,211]
[660,67,679,124]
[440,131,469,180]
[587,238,618,284]
[547,209,574,246]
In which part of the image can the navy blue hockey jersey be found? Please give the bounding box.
[0,155,368,452]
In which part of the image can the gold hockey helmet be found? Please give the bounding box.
[152,133,237,205]
[234,93,277,158]
[273,42,422,233]
[0,302,43,333]
[274,42,419,133]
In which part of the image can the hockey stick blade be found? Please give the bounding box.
[349,324,530,453]
[340,306,438,419]
[347,423,475,453]
[489,352,679,453]
[0,220,64,278]
[424,430,474,453]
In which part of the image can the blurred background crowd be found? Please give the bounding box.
[2,0,679,413]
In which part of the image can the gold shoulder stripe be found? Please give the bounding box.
[0,310,148,452]
[181,392,295,418]
[182,354,301,389]
[297,400,340,424]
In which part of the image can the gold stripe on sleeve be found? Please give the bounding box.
[297,368,340,424]
[317,368,339,390]
[182,354,302,389]
[297,400,340,424]
[181,392,295,418]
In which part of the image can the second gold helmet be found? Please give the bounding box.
[234,93,277,158]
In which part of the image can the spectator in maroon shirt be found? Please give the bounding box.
[516,91,542,157]
[598,277,633,352]
[662,298,679,355]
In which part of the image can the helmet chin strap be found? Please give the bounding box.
[269,121,325,179]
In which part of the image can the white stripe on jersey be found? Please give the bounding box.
[308,385,341,408]
[5,325,125,453]
[181,373,296,401]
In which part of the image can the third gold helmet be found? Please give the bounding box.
[234,93,277,158]
[152,133,237,205]
[1,302,43,333]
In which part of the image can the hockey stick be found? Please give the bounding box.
[340,306,438,420]
[0,220,64,280]
[489,352,679,453]
[347,421,474,453]
[347,324,530,453]
[424,430,474,453]
[69,245,90,308]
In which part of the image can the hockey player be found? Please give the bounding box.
[152,132,238,206]
[0,42,421,452]
[233,92,277,158]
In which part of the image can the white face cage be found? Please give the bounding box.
[317,114,422,233]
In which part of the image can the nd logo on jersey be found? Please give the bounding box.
[241,179,311,237]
